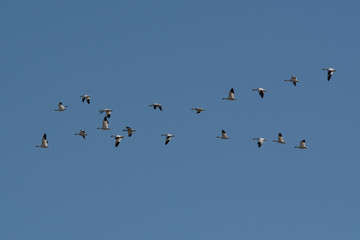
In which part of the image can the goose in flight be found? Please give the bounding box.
[36,133,49,148]
[284,76,299,86]
[54,102,68,111]
[74,130,87,139]
[252,88,267,98]
[99,109,112,118]
[222,88,236,100]
[122,126,136,137]
[149,103,162,111]
[272,133,286,144]
[111,135,124,147]
[97,116,110,130]
[217,130,230,139]
[161,134,175,145]
[295,139,308,149]
[253,137,266,147]
[322,68,336,81]
[191,108,205,114]
[80,95,91,104]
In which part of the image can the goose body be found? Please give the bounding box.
[222,88,236,100]
[97,116,110,130]
[149,103,162,111]
[295,139,308,149]
[252,88,267,98]
[272,133,286,144]
[284,76,299,86]
[322,68,336,81]
[253,137,266,147]
[191,108,205,114]
[80,95,91,104]
[217,130,230,139]
[161,134,174,145]
[111,135,124,147]
[54,102,68,111]
[99,109,112,118]
[122,126,136,137]
[36,133,49,148]
[74,130,87,139]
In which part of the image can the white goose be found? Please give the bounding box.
[97,116,110,130]
[284,76,299,86]
[253,137,266,147]
[252,88,267,98]
[111,135,124,147]
[161,134,175,145]
[222,88,236,100]
[149,103,162,111]
[322,68,336,81]
[191,108,205,114]
[122,126,136,137]
[74,130,87,139]
[99,109,112,118]
[295,139,308,149]
[217,130,230,139]
[272,133,286,144]
[80,95,91,104]
[54,102,68,111]
[36,133,49,148]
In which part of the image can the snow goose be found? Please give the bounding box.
[191,108,205,114]
[272,133,286,144]
[122,126,136,137]
[284,76,299,86]
[149,103,162,111]
[36,133,49,148]
[161,134,175,145]
[322,68,336,81]
[97,116,110,130]
[222,88,236,100]
[295,139,308,149]
[99,109,112,118]
[74,130,87,139]
[252,88,267,98]
[54,102,68,111]
[217,130,230,139]
[253,137,266,147]
[80,95,91,104]
[111,135,124,147]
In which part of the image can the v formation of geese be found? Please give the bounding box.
[37,67,335,150]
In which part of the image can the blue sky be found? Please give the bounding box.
[1,0,360,239]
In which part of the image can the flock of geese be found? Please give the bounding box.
[36,68,336,149]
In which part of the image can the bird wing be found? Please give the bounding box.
[300,140,306,147]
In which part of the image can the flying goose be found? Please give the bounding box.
[99,109,112,118]
[122,126,136,137]
[97,116,110,130]
[322,68,336,81]
[54,102,68,111]
[36,133,49,148]
[295,139,308,149]
[111,135,124,147]
[253,137,266,147]
[80,95,91,104]
[272,133,286,144]
[161,134,175,145]
[252,88,267,98]
[149,103,162,111]
[74,130,87,139]
[191,108,205,114]
[284,76,299,86]
[222,88,236,100]
[217,130,230,139]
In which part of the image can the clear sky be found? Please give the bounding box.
[1,0,360,239]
